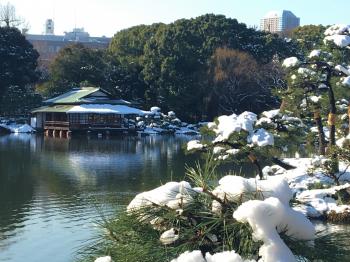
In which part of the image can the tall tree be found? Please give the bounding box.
[39,44,107,96]
[291,25,326,55]
[0,26,39,115]
[0,2,28,31]
[142,14,298,120]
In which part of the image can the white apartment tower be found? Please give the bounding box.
[260,10,300,33]
[45,19,55,35]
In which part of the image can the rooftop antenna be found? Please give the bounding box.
[52,0,55,35]
[52,0,55,21]
[74,1,77,29]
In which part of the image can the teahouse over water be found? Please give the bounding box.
[31,87,144,136]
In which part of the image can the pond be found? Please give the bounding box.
[0,134,199,262]
[0,134,349,262]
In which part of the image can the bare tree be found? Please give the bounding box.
[0,2,27,29]
[211,48,280,114]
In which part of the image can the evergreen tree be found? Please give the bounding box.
[282,24,350,172]
[39,43,107,96]
[0,26,39,115]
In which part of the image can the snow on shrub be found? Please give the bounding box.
[233,197,315,262]
[282,57,300,68]
[94,256,112,262]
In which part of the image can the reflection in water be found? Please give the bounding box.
[0,134,196,262]
[0,134,349,261]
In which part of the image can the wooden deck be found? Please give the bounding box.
[43,120,139,137]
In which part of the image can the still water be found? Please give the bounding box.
[0,134,197,262]
[0,134,349,262]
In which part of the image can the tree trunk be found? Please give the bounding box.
[325,69,338,173]
[327,85,337,147]
[248,152,263,180]
[348,105,350,135]
[279,99,286,112]
[314,110,326,155]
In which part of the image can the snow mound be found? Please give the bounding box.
[171,250,254,262]
[309,49,321,58]
[94,256,112,262]
[160,228,179,245]
[212,175,292,205]
[150,106,161,113]
[206,250,253,262]
[282,57,299,68]
[324,35,350,48]
[127,181,193,212]
[335,65,350,76]
[171,250,205,262]
[324,24,350,36]
[187,140,204,151]
[296,184,350,218]
[342,76,350,86]
[261,109,280,119]
[233,197,315,262]
[248,128,274,147]
[0,124,35,133]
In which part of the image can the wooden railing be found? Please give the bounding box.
[44,121,69,127]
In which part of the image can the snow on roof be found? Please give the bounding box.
[44,87,100,104]
[67,104,145,115]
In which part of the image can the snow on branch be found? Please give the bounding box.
[324,24,350,47]
[233,197,315,262]
[282,57,300,68]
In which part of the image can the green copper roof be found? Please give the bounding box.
[31,105,75,113]
[44,87,101,104]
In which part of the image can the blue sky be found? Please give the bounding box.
[3,0,350,37]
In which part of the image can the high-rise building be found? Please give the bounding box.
[260,10,300,33]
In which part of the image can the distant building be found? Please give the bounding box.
[260,10,300,33]
[45,19,54,35]
[26,23,111,68]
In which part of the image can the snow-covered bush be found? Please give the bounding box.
[186,111,301,180]
[282,24,350,165]
[137,106,201,135]
[79,158,318,262]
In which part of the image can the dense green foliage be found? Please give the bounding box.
[38,44,107,96]
[139,14,299,120]
[77,159,260,262]
[291,25,326,54]
[41,14,300,121]
[0,26,40,115]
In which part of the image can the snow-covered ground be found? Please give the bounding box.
[263,158,350,220]
[136,107,201,136]
[0,123,34,133]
